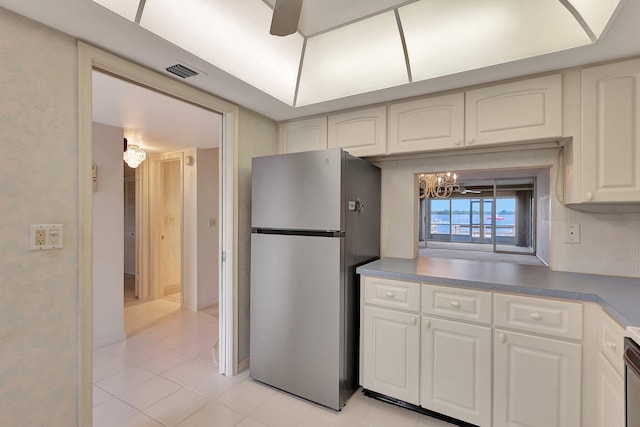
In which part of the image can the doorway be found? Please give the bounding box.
[156,157,182,303]
[80,44,239,425]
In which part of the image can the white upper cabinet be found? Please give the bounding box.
[581,58,640,202]
[466,74,563,147]
[388,93,464,153]
[278,117,327,154]
[328,106,387,157]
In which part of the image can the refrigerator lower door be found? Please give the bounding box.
[250,233,344,410]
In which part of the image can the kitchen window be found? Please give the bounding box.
[419,178,535,256]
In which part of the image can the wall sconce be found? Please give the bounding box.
[123,137,147,168]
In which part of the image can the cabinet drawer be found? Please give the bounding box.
[364,276,420,313]
[421,284,492,325]
[599,311,625,376]
[494,293,583,340]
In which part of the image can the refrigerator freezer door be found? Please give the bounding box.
[250,232,344,410]
[251,148,343,231]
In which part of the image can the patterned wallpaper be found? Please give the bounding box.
[0,8,79,425]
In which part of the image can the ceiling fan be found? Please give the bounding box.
[458,187,482,195]
[270,0,303,36]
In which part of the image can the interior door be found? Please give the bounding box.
[157,159,182,300]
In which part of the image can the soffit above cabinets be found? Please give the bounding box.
[89,0,624,107]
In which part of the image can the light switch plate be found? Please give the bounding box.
[30,224,64,250]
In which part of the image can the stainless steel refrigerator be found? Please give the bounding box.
[250,148,381,410]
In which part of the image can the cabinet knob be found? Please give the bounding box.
[384,291,395,298]
[586,192,593,201]
[450,301,461,308]
[499,332,507,343]
[454,139,462,146]
[408,317,417,325]
[529,312,543,321]
[424,319,431,328]
[606,341,617,349]
[467,138,474,145]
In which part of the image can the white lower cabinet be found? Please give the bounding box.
[362,305,420,405]
[596,348,624,427]
[493,329,582,427]
[421,316,492,426]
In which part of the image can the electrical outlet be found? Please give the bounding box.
[35,229,47,246]
[565,223,580,244]
[30,224,64,250]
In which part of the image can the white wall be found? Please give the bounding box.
[197,148,219,309]
[377,147,640,278]
[0,8,78,425]
[164,147,220,312]
[237,107,279,366]
[92,122,126,348]
[180,150,197,310]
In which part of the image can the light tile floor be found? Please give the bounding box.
[94,299,456,427]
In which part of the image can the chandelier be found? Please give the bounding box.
[123,138,147,168]
[419,172,460,199]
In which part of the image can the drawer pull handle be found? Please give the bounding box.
[424,319,431,328]
[606,341,617,349]
[385,292,395,298]
[499,332,507,343]
[529,312,543,321]
[450,301,461,308]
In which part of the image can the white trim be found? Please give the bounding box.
[220,111,237,375]
[78,41,239,426]
[92,331,127,349]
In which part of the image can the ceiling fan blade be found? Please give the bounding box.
[460,188,482,194]
[270,0,303,36]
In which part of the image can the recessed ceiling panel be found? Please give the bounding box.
[265,0,414,36]
[140,0,303,105]
[400,0,592,82]
[566,0,623,38]
[296,11,408,106]
[91,0,139,21]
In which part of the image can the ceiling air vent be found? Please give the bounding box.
[165,64,199,79]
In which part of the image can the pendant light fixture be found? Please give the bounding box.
[123,137,147,168]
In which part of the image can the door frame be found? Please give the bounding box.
[78,42,239,426]
[151,153,184,302]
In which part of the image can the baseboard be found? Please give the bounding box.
[93,331,127,349]
[237,356,249,374]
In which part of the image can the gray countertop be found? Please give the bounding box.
[356,257,640,327]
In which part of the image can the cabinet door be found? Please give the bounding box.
[466,74,562,146]
[493,329,582,427]
[328,106,386,157]
[596,352,624,427]
[278,117,327,154]
[388,93,464,153]
[362,306,420,405]
[421,316,492,427]
[581,58,640,202]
